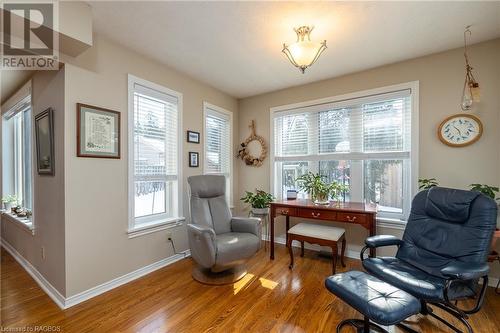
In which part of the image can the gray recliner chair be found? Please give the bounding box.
[187,175,261,284]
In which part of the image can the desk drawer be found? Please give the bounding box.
[275,206,296,216]
[337,212,367,225]
[297,208,337,220]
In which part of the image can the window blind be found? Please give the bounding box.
[273,89,411,160]
[204,108,231,175]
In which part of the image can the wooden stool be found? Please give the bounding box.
[287,223,346,274]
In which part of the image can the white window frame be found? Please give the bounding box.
[270,81,419,227]
[202,102,233,207]
[1,81,35,234]
[127,74,184,238]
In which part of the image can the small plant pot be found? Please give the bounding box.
[313,193,329,205]
[3,203,12,212]
[251,207,269,215]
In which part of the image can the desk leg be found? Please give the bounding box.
[270,207,275,260]
[370,214,376,257]
[285,216,290,247]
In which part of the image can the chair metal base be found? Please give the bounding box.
[337,317,419,333]
[192,264,247,285]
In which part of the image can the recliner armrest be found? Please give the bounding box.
[231,217,261,238]
[187,224,217,268]
[441,262,490,280]
[365,235,403,248]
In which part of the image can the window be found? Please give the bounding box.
[203,103,233,205]
[271,82,418,222]
[2,93,33,217]
[128,75,183,233]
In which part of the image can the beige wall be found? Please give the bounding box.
[63,35,239,296]
[1,69,66,295]
[237,39,500,275]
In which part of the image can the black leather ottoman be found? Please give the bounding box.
[325,271,421,333]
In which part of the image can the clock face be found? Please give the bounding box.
[438,114,483,147]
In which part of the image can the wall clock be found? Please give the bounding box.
[438,114,483,147]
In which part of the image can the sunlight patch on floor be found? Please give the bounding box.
[233,273,255,294]
[259,277,278,290]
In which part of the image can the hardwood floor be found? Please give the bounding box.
[1,245,499,333]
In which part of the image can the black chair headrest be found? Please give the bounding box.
[424,187,480,223]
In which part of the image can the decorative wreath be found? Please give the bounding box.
[237,121,267,167]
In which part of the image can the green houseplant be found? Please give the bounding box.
[418,178,439,190]
[295,172,348,205]
[1,194,17,212]
[241,189,275,214]
[469,184,500,201]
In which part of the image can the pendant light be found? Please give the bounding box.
[282,26,327,74]
[461,26,480,111]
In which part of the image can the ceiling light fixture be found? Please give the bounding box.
[282,26,327,74]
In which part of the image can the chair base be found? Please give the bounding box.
[337,318,419,333]
[192,264,247,285]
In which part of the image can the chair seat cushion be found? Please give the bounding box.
[325,271,420,326]
[363,257,477,302]
[288,223,345,241]
[215,232,260,267]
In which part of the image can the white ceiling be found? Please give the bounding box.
[89,1,500,98]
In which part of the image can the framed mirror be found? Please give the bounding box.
[35,107,55,175]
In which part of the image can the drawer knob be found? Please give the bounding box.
[281,210,289,215]
[311,212,321,218]
[346,215,357,222]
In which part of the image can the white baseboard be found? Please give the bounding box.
[1,238,66,309]
[263,235,500,288]
[65,249,191,308]
[1,238,191,309]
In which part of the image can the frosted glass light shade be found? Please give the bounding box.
[282,26,327,74]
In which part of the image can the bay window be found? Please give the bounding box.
[2,91,33,226]
[128,75,183,234]
[271,82,418,222]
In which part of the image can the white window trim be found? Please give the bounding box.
[202,102,234,207]
[1,80,36,234]
[269,81,419,225]
[127,74,185,237]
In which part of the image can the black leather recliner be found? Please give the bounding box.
[361,187,497,333]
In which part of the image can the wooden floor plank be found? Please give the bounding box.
[1,245,499,332]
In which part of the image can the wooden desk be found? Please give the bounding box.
[269,199,377,259]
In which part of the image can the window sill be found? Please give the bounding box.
[1,211,34,235]
[127,217,185,239]
[376,217,407,230]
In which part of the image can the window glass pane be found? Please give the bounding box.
[363,99,404,152]
[319,160,351,201]
[276,161,309,199]
[132,85,179,221]
[135,181,167,218]
[364,160,403,213]
[318,108,351,153]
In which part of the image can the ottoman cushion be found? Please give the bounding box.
[325,271,420,326]
[288,223,345,241]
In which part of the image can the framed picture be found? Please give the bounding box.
[187,130,200,143]
[77,103,120,158]
[189,152,199,167]
[35,108,55,175]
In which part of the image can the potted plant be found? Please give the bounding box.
[1,195,17,212]
[241,189,275,215]
[295,172,348,205]
[469,183,500,232]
